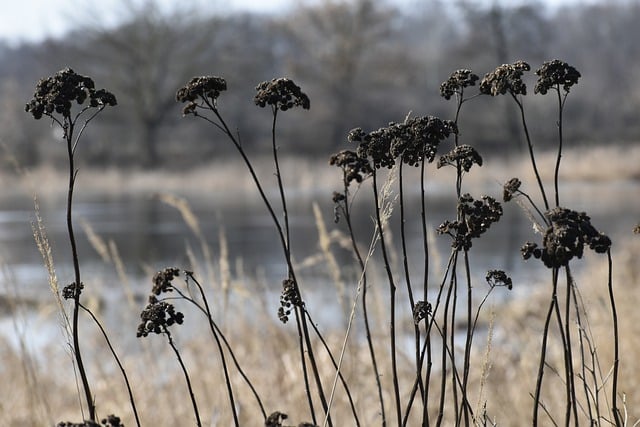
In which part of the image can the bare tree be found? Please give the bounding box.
[70,0,219,167]
[279,0,401,145]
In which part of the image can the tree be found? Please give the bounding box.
[278,0,403,146]
[70,0,220,167]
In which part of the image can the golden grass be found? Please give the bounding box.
[2,211,638,425]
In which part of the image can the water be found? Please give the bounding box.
[0,179,638,347]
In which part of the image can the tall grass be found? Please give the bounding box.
[11,59,638,426]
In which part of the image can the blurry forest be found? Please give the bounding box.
[1,0,639,170]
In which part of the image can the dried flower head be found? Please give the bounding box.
[100,415,124,427]
[265,411,288,427]
[440,69,479,100]
[62,282,84,300]
[634,223,640,234]
[486,270,513,290]
[437,144,483,172]
[176,76,227,115]
[329,150,373,185]
[152,267,181,295]
[391,115,457,166]
[350,125,395,169]
[503,177,522,202]
[534,59,581,94]
[137,295,184,337]
[413,300,432,324]
[278,278,303,323]
[480,61,530,96]
[521,207,611,268]
[437,194,503,251]
[254,78,310,111]
[25,67,116,120]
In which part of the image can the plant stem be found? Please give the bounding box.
[553,88,565,207]
[607,250,622,427]
[511,93,549,211]
[372,171,402,426]
[533,268,559,425]
[340,180,386,425]
[165,328,202,427]
[191,276,240,427]
[398,162,425,422]
[65,120,95,422]
[80,304,141,427]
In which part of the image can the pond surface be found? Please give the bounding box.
[1,179,637,306]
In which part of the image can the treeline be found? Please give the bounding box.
[1,0,639,169]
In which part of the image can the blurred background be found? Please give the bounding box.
[0,0,638,319]
[1,0,639,169]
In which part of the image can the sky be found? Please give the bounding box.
[0,0,588,46]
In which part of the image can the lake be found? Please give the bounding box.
[0,176,638,348]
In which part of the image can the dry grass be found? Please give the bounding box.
[1,210,638,425]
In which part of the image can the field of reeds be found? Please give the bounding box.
[1,61,639,427]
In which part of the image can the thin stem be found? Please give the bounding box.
[189,275,240,427]
[569,276,595,422]
[553,88,566,207]
[533,269,559,425]
[184,273,267,418]
[460,251,473,425]
[436,251,458,427]
[304,310,360,427]
[511,93,549,211]
[563,267,578,426]
[65,119,95,422]
[607,250,622,426]
[340,179,386,425]
[79,304,140,427]
[419,158,432,427]
[295,308,317,424]
[372,171,402,426]
[164,328,202,427]
[198,107,329,421]
[271,108,291,251]
[398,162,425,422]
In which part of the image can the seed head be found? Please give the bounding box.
[437,194,502,251]
[534,59,581,94]
[62,282,84,300]
[137,296,184,337]
[351,125,395,169]
[480,61,530,96]
[413,300,432,324]
[100,415,124,427]
[278,278,303,324]
[391,116,457,166]
[522,207,611,268]
[176,76,227,115]
[440,69,479,100]
[265,411,288,427]
[329,150,372,185]
[486,270,513,290]
[26,67,116,120]
[437,144,483,172]
[503,177,522,202]
[152,267,181,296]
[254,78,310,111]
